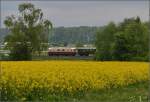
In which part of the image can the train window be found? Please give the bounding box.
[57,49,60,51]
[62,49,64,51]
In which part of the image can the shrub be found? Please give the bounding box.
[9,43,32,61]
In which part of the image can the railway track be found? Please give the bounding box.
[32,55,94,61]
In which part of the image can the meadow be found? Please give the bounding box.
[0,61,149,101]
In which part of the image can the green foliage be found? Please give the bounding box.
[75,42,84,47]
[113,32,131,61]
[95,17,149,61]
[4,3,52,60]
[9,43,32,61]
[95,22,117,60]
[0,54,9,61]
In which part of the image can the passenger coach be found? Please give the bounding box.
[48,47,77,56]
[48,47,96,56]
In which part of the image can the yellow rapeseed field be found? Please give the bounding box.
[0,61,148,100]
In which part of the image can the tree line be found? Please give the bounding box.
[95,17,149,61]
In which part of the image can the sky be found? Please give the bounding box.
[1,0,149,28]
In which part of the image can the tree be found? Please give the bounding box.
[118,17,139,32]
[4,3,53,60]
[95,17,148,61]
[123,20,148,60]
[95,22,117,60]
[113,32,131,61]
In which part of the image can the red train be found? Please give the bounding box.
[48,47,96,56]
[48,47,77,56]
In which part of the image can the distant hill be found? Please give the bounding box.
[0,26,103,45]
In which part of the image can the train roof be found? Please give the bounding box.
[76,47,96,49]
[48,47,76,49]
[48,47,96,50]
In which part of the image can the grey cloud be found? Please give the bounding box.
[1,1,149,27]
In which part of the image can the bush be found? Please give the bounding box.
[0,54,10,61]
[9,43,32,61]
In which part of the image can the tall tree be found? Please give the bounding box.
[4,3,53,60]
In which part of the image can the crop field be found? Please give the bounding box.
[0,61,149,101]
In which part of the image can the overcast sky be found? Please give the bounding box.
[1,1,149,27]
